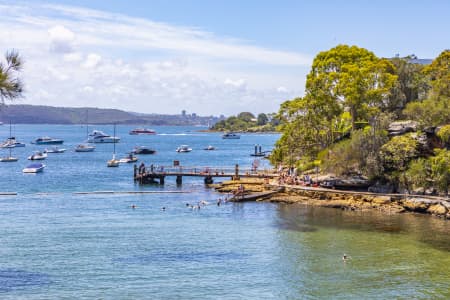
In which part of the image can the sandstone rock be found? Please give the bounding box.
[372,196,392,204]
[388,120,418,136]
[402,198,430,212]
[427,204,448,216]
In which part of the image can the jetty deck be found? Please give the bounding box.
[134,164,277,185]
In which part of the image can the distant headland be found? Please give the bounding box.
[0,105,224,126]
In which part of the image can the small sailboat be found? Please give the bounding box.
[76,110,96,152]
[107,124,120,167]
[0,121,18,162]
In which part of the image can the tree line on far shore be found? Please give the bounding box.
[271,45,450,195]
[211,112,280,132]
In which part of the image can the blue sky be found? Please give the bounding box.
[0,0,448,115]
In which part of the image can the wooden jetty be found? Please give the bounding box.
[134,164,277,185]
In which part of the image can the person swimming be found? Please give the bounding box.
[131,204,136,209]
[342,254,350,261]
[161,207,166,211]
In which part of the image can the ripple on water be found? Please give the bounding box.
[0,269,51,293]
[114,251,250,265]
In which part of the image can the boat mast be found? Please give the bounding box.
[86,109,89,140]
[113,123,116,159]
[9,120,12,157]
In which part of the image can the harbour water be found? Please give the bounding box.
[0,125,449,299]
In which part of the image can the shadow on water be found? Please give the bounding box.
[114,250,250,265]
[274,203,450,252]
[0,269,51,293]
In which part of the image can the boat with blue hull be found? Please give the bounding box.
[32,136,64,145]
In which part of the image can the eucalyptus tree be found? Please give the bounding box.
[306,44,397,130]
[403,50,450,127]
[272,45,397,167]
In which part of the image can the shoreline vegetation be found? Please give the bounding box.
[212,45,450,220]
[210,111,280,133]
[268,46,450,202]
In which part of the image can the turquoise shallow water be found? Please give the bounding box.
[0,125,449,299]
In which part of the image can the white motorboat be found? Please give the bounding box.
[119,153,138,163]
[87,130,120,143]
[28,151,47,160]
[222,132,240,139]
[75,144,95,152]
[176,145,192,153]
[44,146,66,153]
[204,145,216,150]
[23,163,45,173]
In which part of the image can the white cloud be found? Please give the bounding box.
[0,2,306,115]
[82,53,102,68]
[224,78,247,89]
[63,52,83,62]
[48,25,75,53]
[277,86,289,93]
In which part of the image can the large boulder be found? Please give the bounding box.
[388,121,418,136]
[427,203,448,216]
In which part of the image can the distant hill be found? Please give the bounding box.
[0,105,222,125]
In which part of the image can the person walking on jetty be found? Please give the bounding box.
[138,162,145,175]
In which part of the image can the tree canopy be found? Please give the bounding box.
[0,50,24,105]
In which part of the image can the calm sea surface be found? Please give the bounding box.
[0,125,449,299]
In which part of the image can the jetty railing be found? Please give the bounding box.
[134,164,277,185]
[142,165,275,177]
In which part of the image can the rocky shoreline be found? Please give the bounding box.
[215,179,450,219]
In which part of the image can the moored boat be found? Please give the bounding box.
[87,130,120,143]
[176,145,192,153]
[222,132,240,139]
[23,163,45,173]
[0,155,18,162]
[44,146,66,153]
[119,153,138,163]
[28,151,47,160]
[75,144,95,152]
[132,146,156,154]
[32,136,64,145]
[107,124,120,167]
[0,122,19,162]
[129,128,156,135]
[0,137,26,148]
